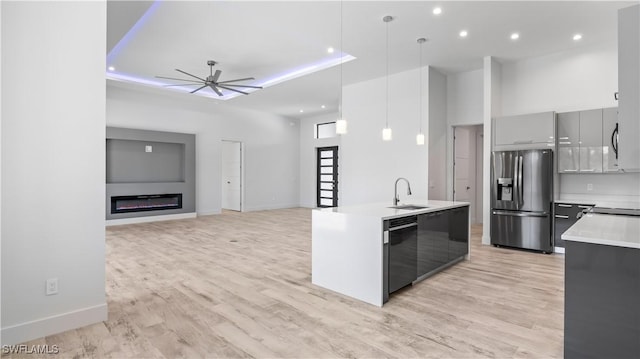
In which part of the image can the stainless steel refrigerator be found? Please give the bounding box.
[491,149,554,253]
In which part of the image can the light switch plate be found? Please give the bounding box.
[587,183,593,191]
[145,145,153,153]
[46,278,58,296]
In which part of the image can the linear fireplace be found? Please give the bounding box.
[111,194,182,214]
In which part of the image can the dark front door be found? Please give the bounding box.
[316,146,338,207]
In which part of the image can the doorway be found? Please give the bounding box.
[316,146,339,208]
[452,125,483,224]
[221,140,242,211]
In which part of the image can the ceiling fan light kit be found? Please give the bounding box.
[156,60,262,97]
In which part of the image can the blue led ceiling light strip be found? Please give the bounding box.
[107,0,161,65]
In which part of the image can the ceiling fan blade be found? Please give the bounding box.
[218,84,263,89]
[209,84,223,96]
[190,85,208,93]
[217,85,249,95]
[156,75,203,83]
[175,69,207,82]
[216,77,255,84]
[212,69,221,82]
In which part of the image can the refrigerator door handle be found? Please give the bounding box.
[513,155,520,205]
[492,210,549,218]
[518,155,524,207]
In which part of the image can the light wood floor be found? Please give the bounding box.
[7,208,565,358]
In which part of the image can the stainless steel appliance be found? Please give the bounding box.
[491,149,554,253]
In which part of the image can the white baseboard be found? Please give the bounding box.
[243,203,299,212]
[554,246,566,254]
[1,303,107,346]
[106,212,197,226]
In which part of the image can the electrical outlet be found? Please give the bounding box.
[46,278,58,296]
[145,145,153,153]
[587,183,594,191]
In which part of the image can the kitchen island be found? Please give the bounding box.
[312,200,470,307]
[562,212,640,359]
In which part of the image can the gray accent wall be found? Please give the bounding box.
[106,127,196,220]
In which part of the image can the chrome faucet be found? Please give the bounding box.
[394,177,412,206]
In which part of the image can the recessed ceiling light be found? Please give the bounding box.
[299,109,304,113]
[510,32,520,40]
[459,30,468,38]
[327,47,334,54]
[108,66,115,71]
[321,105,326,109]
[433,7,442,15]
[573,34,583,41]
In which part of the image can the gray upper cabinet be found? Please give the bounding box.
[557,112,580,173]
[602,107,620,172]
[494,112,555,151]
[618,5,640,172]
[579,109,603,173]
[557,110,604,173]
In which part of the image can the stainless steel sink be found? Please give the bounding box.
[389,204,429,210]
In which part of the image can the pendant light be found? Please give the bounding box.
[335,0,347,134]
[382,15,393,141]
[416,38,427,146]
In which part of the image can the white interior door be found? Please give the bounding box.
[222,141,242,211]
[453,127,476,220]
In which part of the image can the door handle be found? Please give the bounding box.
[492,210,548,218]
[557,204,572,208]
[554,215,569,219]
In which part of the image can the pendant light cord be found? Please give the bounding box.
[418,41,423,133]
[339,0,343,119]
[385,18,389,128]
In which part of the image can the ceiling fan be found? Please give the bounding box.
[156,60,262,96]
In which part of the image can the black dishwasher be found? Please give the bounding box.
[384,216,417,294]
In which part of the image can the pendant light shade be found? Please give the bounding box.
[383,127,393,141]
[416,37,427,146]
[336,118,348,134]
[382,15,393,141]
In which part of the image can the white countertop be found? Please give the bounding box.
[562,213,640,249]
[314,200,470,220]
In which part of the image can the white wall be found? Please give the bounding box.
[341,67,428,205]
[482,57,502,244]
[447,69,484,126]
[501,41,618,116]
[428,68,447,200]
[446,69,484,203]
[107,85,300,214]
[299,113,341,208]
[1,2,107,345]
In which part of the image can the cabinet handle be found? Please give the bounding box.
[578,205,592,209]
[513,140,533,144]
[580,169,596,172]
[562,169,578,172]
[555,215,569,219]
[557,204,572,208]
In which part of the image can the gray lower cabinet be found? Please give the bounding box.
[554,203,593,248]
[417,206,469,278]
[565,241,640,358]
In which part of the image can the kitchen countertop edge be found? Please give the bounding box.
[562,213,640,249]
[314,200,470,220]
